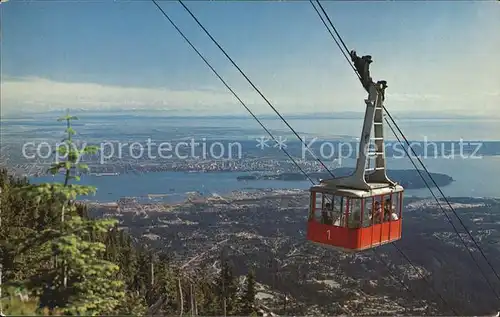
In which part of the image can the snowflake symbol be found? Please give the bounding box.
[256,136,270,150]
[273,136,288,149]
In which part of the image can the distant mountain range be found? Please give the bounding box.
[3,109,497,121]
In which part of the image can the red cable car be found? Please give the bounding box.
[307,77,404,252]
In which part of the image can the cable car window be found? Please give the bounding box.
[309,193,315,221]
[396,192,403,218]
[385,193,399,221]
[314,193,323,222]
[347,199,362,228]
[362,198,372,227]
[373,196,383,224]
[401,192,404,217]
[382,195,391,222]
[332,196,344,227]
[325,195,333,210]
[321,194,334,225]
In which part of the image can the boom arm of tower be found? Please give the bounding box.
[317,51,397,191]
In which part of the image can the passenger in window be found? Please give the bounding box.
[383,198,392,222]
[384,198,399,221]
[331,202,343,226]
[391,212,399,220]
[348,208,361,228]
[308,207,315,221]
[362,202,372,227]
[373,201,382,224]
[332,208,344,226]
[322,203,332,225]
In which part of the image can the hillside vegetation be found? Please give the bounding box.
[0,112,257,316]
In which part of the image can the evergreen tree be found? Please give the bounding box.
[0,286,43,315]
[11,111,125,314]
[117,231,139,288]
[200,283,220,316]
[0,111,232,316]
[218,258,239,315]
[114,291,148,316]
[241,269,257,315]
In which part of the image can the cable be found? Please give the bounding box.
[370,248,456,315]
[389,243,458,315]
[309,0,367,92]
[384,108,500,288]
[312,2,500,274]
[370,249,417,300]
[384,116,500,300]
[309,0,360,81]
[311,0,500,301]
[150,0,314,184]
[314,0,350,60]
[311,0,500,306]
[150,0,445,312]
[176,0,336,179]
[172,1,428,311]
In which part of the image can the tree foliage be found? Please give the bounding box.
[0,111,254,316]
[241,268,257,315]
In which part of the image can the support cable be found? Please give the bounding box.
[314,0,350,60]
[309,0,359,81]
[150,0,314,184]
[370,248,457,315]
[150,0,454,313]
[390,240,458,314]
[385,108,500,289]
[311,0,500,303]
[384,115,500,300]
[177,0,336,178]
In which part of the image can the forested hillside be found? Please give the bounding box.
[0,112,257,316]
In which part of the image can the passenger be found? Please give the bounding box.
[350,50,374,92]
[333,216,342,226]
[332,208,344,227]
[321,203,332,225]
[362,208,372,227]
[384,198,399,221]
[383,199,392,222]
[391,212,399,221]
[372,201,382,224]
[348,208,361,228]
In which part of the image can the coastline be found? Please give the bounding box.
[236,168,454,190]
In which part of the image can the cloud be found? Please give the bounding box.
[1,76,344,116]
[1,1,499,118]
[0,72,363,115]
[1,77,249,115]
[2,74,498,118]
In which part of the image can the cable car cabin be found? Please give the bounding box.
[304,65,403,251]
[307,185,404,252]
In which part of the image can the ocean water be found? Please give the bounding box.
[30,156,500,203]
[4,116,500,142]
[9,114,500,202]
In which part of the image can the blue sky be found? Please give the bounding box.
[1,1,499,117]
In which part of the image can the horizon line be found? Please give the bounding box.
[2,110,498,121]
